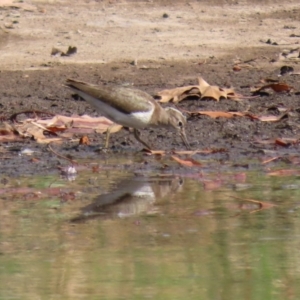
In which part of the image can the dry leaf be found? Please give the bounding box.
[254,137,298,146]
[143,149,166,155]
[2,114,123,144]
[252,82,293,93]
[0,122,23,142]
[246,113,288,122]
[79,136,90,145]
[156,77,240,103]
[171,155,202,167]
[15,122,46,140]
[156,85,201,103]
[144,149,227,156]
[193,111,245,119]
[261,157,280,164]
[197,77,237,101]
[275,138,291,147]
[233,65,241,71]
[37,115,117,133]
[258,114,287,122]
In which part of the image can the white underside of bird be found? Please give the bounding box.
[76,90,155,129]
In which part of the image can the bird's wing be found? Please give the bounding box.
[66,79,154,114]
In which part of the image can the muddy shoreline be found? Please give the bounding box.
[1,54,299,177]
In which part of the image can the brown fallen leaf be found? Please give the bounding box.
[199,77,239,100]
[156,85,201,103]
[246,113,288,122]
[251,82,293,93]
[254,137,299,146]
[142,149,166,155]
[79,136,90,145]
[14,122,48,140]
[30,157,40,163]
[3,114,123,144]
[261,156,281,164]
[30,115,121,134]
[171,155,202,167]
[37,115,114,132]
[156,77,240,103]
[269,83,293,92]
[0,122,24,142]
[0,135,24,142]
[233,65,241,72]
[143,149,227,156]
[275,138,291,147]
[259,114,288,122]
[191,111,245,119]
[172,149,227,155]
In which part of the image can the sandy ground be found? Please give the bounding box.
[0,0,299,70]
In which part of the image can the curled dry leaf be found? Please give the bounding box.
[79,136,90,145]
[275,138,291,147]
[191,111,245,119]
[247,113,288,122]
[251,82,293,93]
[144,149,227,156]
[156,77,240,103]
[143,149,166,155]
[0,122,24,142]
[261,156,281,164]
[254,137,298,147]
[233,65,242,72]
[156,85,201,103]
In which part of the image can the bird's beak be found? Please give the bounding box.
[179,128,191,150]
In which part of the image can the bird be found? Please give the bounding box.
[65,79,190,150]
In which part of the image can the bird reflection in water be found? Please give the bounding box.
[70,176,184,222]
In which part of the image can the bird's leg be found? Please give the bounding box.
[105,123,119,148]
[133,129,152,150]
[105,124,125,148]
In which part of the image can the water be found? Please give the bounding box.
[1,167,300,300]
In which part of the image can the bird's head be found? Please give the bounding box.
[165,107,190,150]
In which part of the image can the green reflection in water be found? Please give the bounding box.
[0,170,300,299]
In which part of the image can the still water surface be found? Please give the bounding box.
[0,168,300,300]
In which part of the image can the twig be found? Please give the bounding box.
[47,144,78,165]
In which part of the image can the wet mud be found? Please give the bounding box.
[1,52,300,177]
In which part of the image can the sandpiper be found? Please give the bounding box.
[65,79,190,150]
